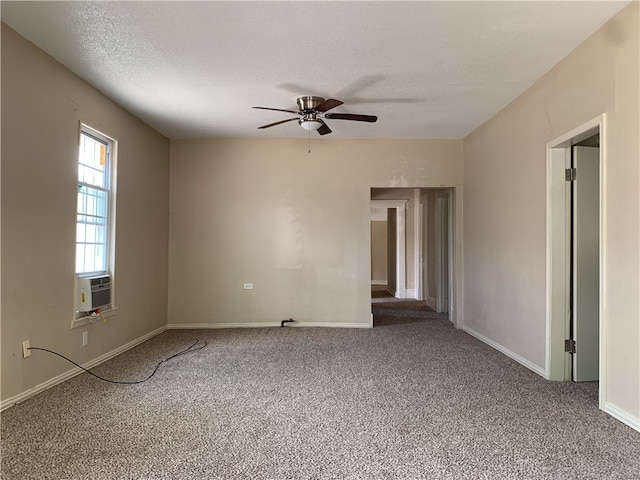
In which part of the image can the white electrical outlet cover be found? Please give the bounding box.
[22,340,31,358]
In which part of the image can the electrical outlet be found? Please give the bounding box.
[22,340,31,358]
[243,283,254,290]
[82,331,89,347]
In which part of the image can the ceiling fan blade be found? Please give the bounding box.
[324,113,378,123]
[315,98,343,113]
[257,118,299,129]
[317,120,332,136]
[253,106,300,114]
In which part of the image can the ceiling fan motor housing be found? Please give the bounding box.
[297,96,325,113]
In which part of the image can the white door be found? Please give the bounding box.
[572,146,600,382]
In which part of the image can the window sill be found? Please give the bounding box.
[71,307,118,329]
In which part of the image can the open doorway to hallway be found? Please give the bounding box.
[370,188,454,318]
[370,198,404,299]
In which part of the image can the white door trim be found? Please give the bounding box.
[435,196,445,311]
[545,114,606,409]
[371,199,408,298]
[414,189,423,300]
[435,192,452,313]
[446,191,454,316]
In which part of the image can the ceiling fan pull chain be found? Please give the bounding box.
[308,127,311,154]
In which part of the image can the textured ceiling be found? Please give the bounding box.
[1,1,629,140]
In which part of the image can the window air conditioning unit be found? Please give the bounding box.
[76,275,111,312]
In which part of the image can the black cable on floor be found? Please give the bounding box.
[28,339,207,385]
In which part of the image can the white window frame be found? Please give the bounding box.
[73,124,118,328]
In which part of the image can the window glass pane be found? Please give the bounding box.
[95,170,104,187]
[96,225,105,244]
[96,191,107,217]
[76,223,86,243]
[95,244,106,272]
[76,129,111,276]
[77,187,107,217]
[87,194,95,216]
[85,224,96,243]
[85,244,96,273]
[76,244,85,273]
[77,187,84,211]
[79,134,107,189]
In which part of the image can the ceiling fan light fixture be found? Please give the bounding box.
[299,119,322,131]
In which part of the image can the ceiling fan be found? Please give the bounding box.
[253,96,377,135]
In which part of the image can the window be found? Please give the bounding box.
[76,126,114,276]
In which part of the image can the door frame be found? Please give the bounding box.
[419,191,430,303]
[371,199,407,298]
[545,114,606,407]
[435,192,452,313]
[414,189,423,301]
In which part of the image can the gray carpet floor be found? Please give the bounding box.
[2,309,639,479]
[372,299,447,321]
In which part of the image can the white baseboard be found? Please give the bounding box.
[604,402,640,433]
[371,280,387,286]
[406,288,418,299]
[167,322,281,329]
[1,326,167,412]
[426,296,437,310]
[288,322,371,329]
[464,329,640,433]
[462,326,546,378]
[167,322,371,330]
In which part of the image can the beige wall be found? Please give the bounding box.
[169,138,462,327]
[463,4,639,419]
[370,221,388,284]
[1,26,170,403]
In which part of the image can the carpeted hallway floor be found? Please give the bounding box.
[2,307,639,479]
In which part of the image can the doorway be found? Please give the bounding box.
[546,115,604,405]
[370,188,456,322]
[370,199,407,298]
[570,142,600,381]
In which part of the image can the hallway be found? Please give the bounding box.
[372,295,449,327]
